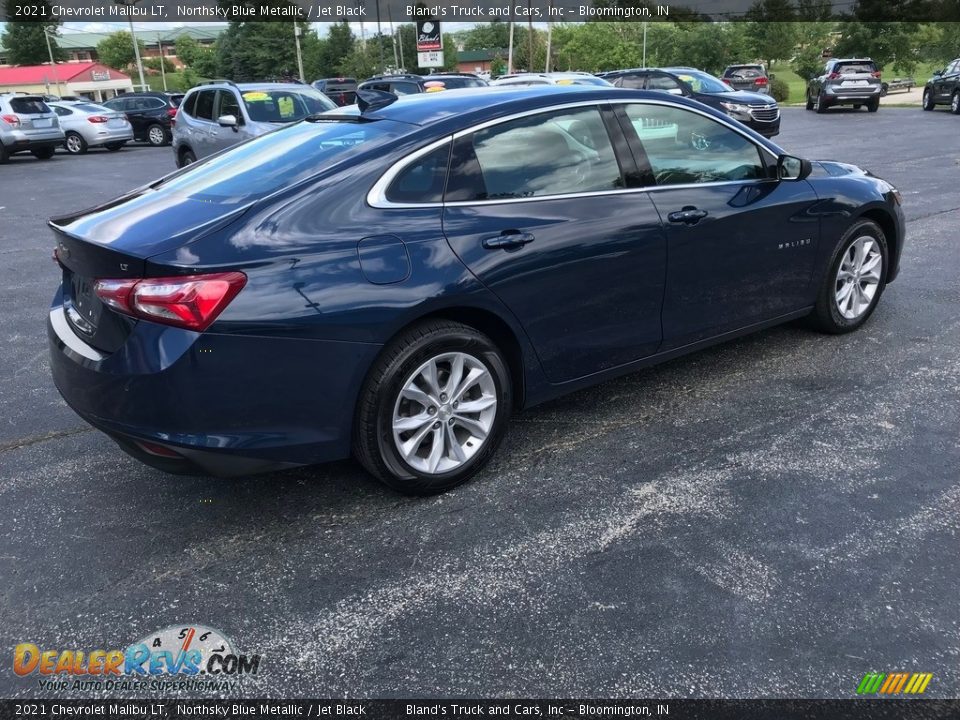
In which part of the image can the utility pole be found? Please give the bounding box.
[526,0,533,73]
[397,24,405,71]
[388,4,398,71]
[642,22,648,67]
[43,26,62,96]
[156,31,166,91]
[113,0,147,91]
[545,0,553,72]
[507,17,514,74]
[294,24,305,81]
[375,0,384,74]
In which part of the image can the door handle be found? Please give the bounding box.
[482,231,535,250]
[667,207,709,225]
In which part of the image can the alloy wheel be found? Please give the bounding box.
[835,236,883,320]
[65,134,83,153]
[149,126,166,145]
[391,352,497,475]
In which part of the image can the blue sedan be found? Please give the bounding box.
[48,86,905,494]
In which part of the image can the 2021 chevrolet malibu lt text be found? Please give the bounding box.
[48,86,905,495]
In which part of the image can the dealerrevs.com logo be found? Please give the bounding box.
[13,624,261,693]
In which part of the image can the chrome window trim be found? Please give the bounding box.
[366,98,779,209]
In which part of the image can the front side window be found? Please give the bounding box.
[216,90,241,122]
[647,75,683,93]
[240,88,334,123]
[617,74,645,90]
[194,90,216,121]
[389,82,420,95]
[446,107,622,202]
[624,104,765,185]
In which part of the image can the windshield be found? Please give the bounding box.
[672,71,734,94]
[428,76,486,89]
[241,88,336,123]
[152,118,405,203]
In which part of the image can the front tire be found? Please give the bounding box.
[922,89,935,111]
[31,146,55,159]
[805,91,814,111]
[104,142,125,152]
[177,148,196,168]
[353,320,512,495]
[810,220,888,334]
[867,98,880,112]
[952,92,960,115]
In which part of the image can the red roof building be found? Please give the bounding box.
[0,62,133,101]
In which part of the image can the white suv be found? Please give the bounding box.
[0,93,65,163]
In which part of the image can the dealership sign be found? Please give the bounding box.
[91,70,111,81]
[417,51,445,68]
[416,20,442,51]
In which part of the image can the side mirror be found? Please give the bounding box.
[217,114,238,130]
[778,154,812,181]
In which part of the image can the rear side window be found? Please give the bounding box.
[617,74,645,89]
[386,143,450,203]
[390,82,420,95]
[52,106,72,116]
[194,90,215,121]
[181,92,198,117]
[9,98,49,114]
[104,98,127,111]
[446,107,622,202]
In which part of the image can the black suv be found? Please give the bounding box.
[922,58,960,113]
[311,77,358,106]
[358,73,487,96]
[102,91,183,146]
[602,67,780,137]
[722,64,770,94]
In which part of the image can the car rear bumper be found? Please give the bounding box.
[2,129,64,151]
[823,84,882,104]
[82,127,134,146]
[47,287,381,476]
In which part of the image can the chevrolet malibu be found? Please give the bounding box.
[48,86,904,495]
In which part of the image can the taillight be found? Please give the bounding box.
[1,114,20,127]
[87,115,109,124]
[754,76,768,86]
[167,107,177,118]
[93,272,247,331]
[827,72,841,80]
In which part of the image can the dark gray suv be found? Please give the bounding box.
[807,58,883,113]
[172,80,335,167]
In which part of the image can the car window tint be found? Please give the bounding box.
[390,82,419,95]
[386,143,450,203]
[181,92,198,117]
[618,74,645,89]
[835,62,876,74]
[9,98,49,114]
[74,103,108,113]
[624,104,765,185]
[647,75,682,92]
[446,107,622,201]
[194,90,215,121]
[216,90,241,120]
[52,106,72,116]
[241,89,332,122]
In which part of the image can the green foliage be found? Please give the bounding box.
[174,35,201,66]
[217,21,314,81]
[744,1,798,68]
[310,21,356,78]
[177,67,198,92]
[1,1,63,65]
[143,56,176,73]
[458,21,511,52]
[96,32,146,72]
[769,76,789,102]
[833,21,921,73]
[490,56,507,78]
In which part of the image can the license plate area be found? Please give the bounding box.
[32,117,53,128]
[66,270,101,337]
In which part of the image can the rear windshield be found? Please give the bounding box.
[726,67,764,78]
[169,94,184,107]
[152,118,405,202]
[241,88,335,123]
[835,62,877,74]
[9,98,50,114]
[427,77,486,89]
[74,103,110,113]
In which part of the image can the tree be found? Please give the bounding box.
[458,21,511,52]
[174,35,201,67]
[314,21,355,77]
[744,0,798,69]
[143,56,176,73]
[833,21,921,72]
[96,32,145,72]
[1,0,63,65]
[217,21,314,81]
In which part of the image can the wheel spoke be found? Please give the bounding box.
[393,411,434,433]
[401,422,435,460]
[426,427,445,473]
[401,385,435,408]
[420,359,442,398]
[861,252,882,275]
[444,353,464,396]
[837,281,855,303]
[446,424,467,463]
[456,396,497,414]
[452,367,486,403]
[453,414,489,440]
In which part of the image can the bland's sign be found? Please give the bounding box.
[416,20,442,52]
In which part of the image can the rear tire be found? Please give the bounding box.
[147,124,168,146]
[31,146,55,160]
[353,320,512,495]
[952,91,960,115]
[177,148,196,168]
[810,220,888,334]
[815,92,828,114]
[0,142,8,163]
[64,131,87,154]
[867,98,880,112]
[805,91,814,110]
[922,88,935,111]
[104,142,125,151]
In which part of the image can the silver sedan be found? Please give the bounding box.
[48,101,134,154]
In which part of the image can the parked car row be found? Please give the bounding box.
[1,90,189,163]
[922,57,960,113]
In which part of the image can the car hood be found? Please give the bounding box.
[713,90,776,105]
[810,160,870,178]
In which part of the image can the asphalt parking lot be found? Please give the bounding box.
[1,107,959,699]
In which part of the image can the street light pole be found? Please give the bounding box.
[43,26,62,96]
[156,31,167,91]
[114,0,147,91]
[294,24,305,81]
